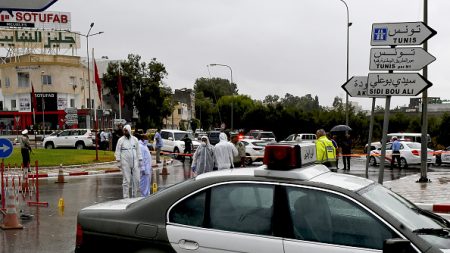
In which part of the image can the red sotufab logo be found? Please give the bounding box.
[14,12,68,23]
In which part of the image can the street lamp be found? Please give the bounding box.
[41,71,45,138]
[208,63,234,130]
[339,0,352,126]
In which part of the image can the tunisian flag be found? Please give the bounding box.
[117,72,124,108]
[94,60,102,102]
[31,82,37,111]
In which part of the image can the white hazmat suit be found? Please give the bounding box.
[115,125,142,198]
[214,133,238,170]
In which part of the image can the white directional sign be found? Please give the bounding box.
[370,47,436,71]
[0,0,59,12]
[64,107,77,114]
[371,22,436,46]
[367,73,432,97]
[342,76,368,97]
[114,119,127,125]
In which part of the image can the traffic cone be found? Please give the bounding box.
[152,183,158,194]
[160,158,170,176]
[55,165,66,184]
[58,198,65,208]
[1,183,23,230]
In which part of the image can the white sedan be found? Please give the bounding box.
[240,139,268,166]
[369,141,435,169]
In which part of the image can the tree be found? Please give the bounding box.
[194,77,237,102]
[102,54,172,129]
[263,95,279,104]
[217,95,255,129]
[438,113,450,146]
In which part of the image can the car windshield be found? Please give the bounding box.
[406,143,421,149]
[174,132,194,141]
[362,185,450,249]
[260,132,275,138]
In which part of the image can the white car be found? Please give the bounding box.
[281,133,317,143]
[43,129,95,149]
[369,141,435,168]
[160,129,200,157]
[240,139,268,165]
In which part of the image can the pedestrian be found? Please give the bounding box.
[154,129,163,164]
[19,129,32,170]
[214,133,238,170]
[112,124,123,151]
[231,134,246,168]
[341,134,352,170]
[191,136,215,175]
[391,136,401,169]
[138,134,152,197]
[100,129,109,150]
[331,135,339,170]
[181,134,193,162]
[115,125,142,198]
[315,129,337,169]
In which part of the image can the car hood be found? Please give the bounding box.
[82,197,143,211]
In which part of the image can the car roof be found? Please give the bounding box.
[161,129,188,133]
[196,165,374,192]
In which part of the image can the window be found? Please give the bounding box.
[11,100,16,110]
[209,184,274,235]
[69,76,76,86]
[0,101,3,111]
[160,131,169,139]
[42,75,52,85]
[18,72,30,88]
[59,130,71,137]
[286,187,397,250]
[178,108,182,115]
[70,99,75,108]
[5,77,10,88]
[170,191,206,227]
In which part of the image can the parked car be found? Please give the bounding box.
[240,139,268,165]
[207,131,221,145]
[43,129,95,149]
[281,133,317,143]
[369,141,435,168]
[364,142,382,154]
[434,146,450,166]
[76,143,450,253]
[246,130,276,141]
[387,133,431,143]
[160,129,200,157]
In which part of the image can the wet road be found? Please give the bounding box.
[1,159,448,253]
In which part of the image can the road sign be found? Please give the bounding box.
[65,119,78,126]
[0,138,13,159]
[65,114,78,120]
[0,0,59,12]
[64,107,77,114]
[367,73,432,97]
[371,22,436,46]
[114,119,126,125]
[370,47,436,71]
[341,76,368,97]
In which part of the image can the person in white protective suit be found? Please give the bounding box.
[213,133,238,170]
[191,136,216,175]
[115,125,142,198]
[138,134,152,197]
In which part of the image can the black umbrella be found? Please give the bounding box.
[330,125,352,132]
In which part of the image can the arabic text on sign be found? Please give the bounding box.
[0,29,80,49]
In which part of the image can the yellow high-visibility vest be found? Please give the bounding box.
[316,136,337,164]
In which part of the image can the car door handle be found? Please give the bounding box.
[179,239,199,250]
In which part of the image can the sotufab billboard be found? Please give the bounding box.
[0,11,71,30]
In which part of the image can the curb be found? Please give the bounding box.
[39,161,117,170]
[30,169,121,178]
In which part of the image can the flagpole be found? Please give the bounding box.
[92,48,99,161]
[119,68,122,119]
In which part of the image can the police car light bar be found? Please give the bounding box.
[263,143,316,170]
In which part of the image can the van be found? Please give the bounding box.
[387,133,431,143]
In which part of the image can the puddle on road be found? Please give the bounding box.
[438,177,450,184]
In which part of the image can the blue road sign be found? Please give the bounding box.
[0,138,13,159]
[373,28,388,41]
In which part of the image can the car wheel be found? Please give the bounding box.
[45,142,54,149]
[400,158,408,169]
[244,154,253,166]
[174,147,181,159]
[76,142,85,150]
[369,156,377,166]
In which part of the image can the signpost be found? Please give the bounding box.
[0,138,13,159]
[367,73,432,97]
[113,119,126,125]
[371,22,436,46]
[370,47,436,71]
[64,107,78,126]
[0,0,59,12]
[342,76,368,97]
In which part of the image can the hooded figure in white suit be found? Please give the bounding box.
[115,125,142,198]
[214,133,238,170]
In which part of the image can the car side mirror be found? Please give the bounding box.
[168,137,173,141]
[383,239,413,253]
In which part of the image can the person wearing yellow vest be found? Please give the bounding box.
[315,129,337,169]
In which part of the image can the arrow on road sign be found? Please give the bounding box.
[0,0,59,13]
[371,22,436,46]
[370,47,436,71]
[342,76,368,97]
[0,138,13,159]
[367,73,432,97]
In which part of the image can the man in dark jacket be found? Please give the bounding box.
[182,134,193,162]
[341,134,352,170]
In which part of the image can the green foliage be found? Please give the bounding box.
[438,113,450,147]
[102,54,172,129]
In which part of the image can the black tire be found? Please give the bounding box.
[45,142,54,149]
[369,156,377,166]
[76,142,85,150]
[400,158,408,169]
[244,153,253,166]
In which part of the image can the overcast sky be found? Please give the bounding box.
[49,0,450,109]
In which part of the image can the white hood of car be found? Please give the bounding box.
[82,197,143,211]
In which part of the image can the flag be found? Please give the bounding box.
[94,60,102,102]
[31,82,37,111]
[117,72,124,108]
